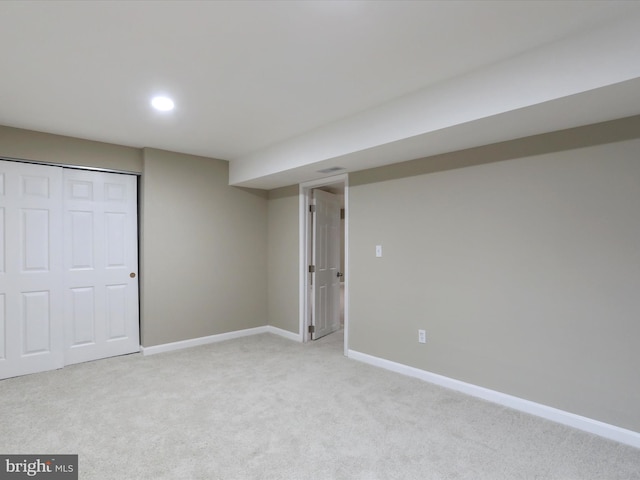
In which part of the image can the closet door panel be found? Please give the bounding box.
[0,160,64,379]
[63,169,139,365]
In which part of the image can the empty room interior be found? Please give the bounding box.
[1,1,640,478]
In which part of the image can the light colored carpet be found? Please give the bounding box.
[1,331,639,479]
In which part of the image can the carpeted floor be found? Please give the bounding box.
[1,331,638,479]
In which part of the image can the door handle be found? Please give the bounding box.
[130,272,136,278]
[337,272,343,278]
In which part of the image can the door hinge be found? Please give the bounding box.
[340,208,345,219]
[309,204,316,213]
[308,265,316,273]
[308,325,315,334]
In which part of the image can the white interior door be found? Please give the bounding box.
[63,169,139,365]
[0,160,65,379]
[311,189,341,340]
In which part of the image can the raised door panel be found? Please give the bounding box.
[22,291,51,355]
[69,211,94,270]
[69,287,96,347]
[105,284,127,340]
[105,212,126,268]
[21,208,50,272]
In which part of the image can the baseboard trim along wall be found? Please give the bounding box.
[348,349,640,450]
[140,325,302,356]
[266,326,302,343]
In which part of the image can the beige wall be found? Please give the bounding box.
[4,118,640,433]
[0,125,142,172]
[267,185,299,333]
[263,116,640,433]
[141,148,268,346]
[0,125,269,348]
[349,123,640,433]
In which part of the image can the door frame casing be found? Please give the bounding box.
[299,174,349,355]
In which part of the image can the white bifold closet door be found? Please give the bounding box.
[0,160,139,380]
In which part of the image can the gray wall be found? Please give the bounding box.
[141,148,268,346]
[349,120,640,433]
[267,185,299,333]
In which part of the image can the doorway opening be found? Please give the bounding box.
[299,174,348,356]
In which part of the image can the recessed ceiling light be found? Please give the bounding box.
[151,96,174,112]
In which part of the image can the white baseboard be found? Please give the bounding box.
[140,325,301,356]
[348,349,640,450]
[265,325,303,342]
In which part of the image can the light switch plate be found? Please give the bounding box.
[418,330,426,344]
[376,245,382,257]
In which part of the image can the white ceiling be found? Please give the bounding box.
[1,1,640,189]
